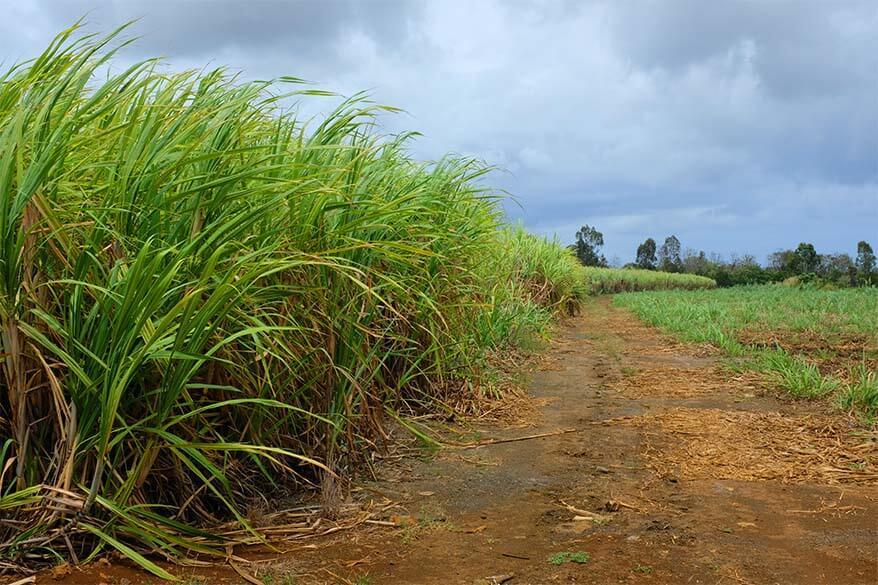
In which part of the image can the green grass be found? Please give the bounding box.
[582,267,715,294]
[755,348,839,398]
[0,24,585,575]
[836,363,878,421]
[615,285,878,415]
[615,285,877,338]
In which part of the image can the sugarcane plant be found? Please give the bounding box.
[0,23,585,577]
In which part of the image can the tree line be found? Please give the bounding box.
[571,225,876,288]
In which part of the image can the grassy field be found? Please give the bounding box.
[582,266,716,294]
[615,285,878,418]
[0,26,586,573]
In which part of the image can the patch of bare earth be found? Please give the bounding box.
[41,298,878,585]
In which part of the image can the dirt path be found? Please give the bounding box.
[42,299,878,584]
[296,298,877,584]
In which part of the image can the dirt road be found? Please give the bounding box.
[303,299,877,584]
[44,299,878,584]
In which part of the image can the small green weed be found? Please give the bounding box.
[632,565,653,574]
[548,551,590,565]
[400,505,451,543]
[261,570,297,585]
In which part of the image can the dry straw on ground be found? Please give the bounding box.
[610,366,765,399]
[623,408,877,485]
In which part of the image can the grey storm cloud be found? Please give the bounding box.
[2,1,420,70]
[2,0,876,262]
[611,1,877,98]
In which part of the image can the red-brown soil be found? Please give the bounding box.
[27,299,878,584]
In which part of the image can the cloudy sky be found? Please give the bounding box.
[2,1,876,263]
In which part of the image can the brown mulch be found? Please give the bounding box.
[611,366,766,399]
[736,328,876,358]
[623,408,878,485]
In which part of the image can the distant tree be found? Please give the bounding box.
[769,249,797,277]
[658,235,682,272]
[819,253,855,285]
[635,238,657,270]
[848,265,859,287]
[573,225,607,266]
[678,249,782,287]
[856,241,876,285]
[793,242,819,274]
[681,249,711,275]
[735,254,760,268]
